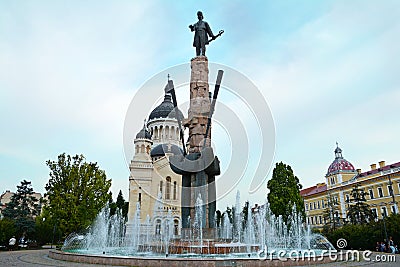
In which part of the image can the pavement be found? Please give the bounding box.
[0,249,125,267]
[0,249,398,267]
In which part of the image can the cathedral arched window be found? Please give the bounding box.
[165,177,171,199]
[154,127,158,140]
[146,145,150,154]
[171,126,175,139]
[173,181,177,200]
[165,126,170,139]
[141,144,145,153]
[135,145,139,154]
[159,126,163,140]
[174,219,179,236]
[155,219,161,235]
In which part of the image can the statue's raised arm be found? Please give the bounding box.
[189,11,223,56]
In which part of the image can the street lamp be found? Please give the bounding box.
[387,176,398,214]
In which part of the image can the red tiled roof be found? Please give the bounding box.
[300,186,316,196]
[300,184,327,197]
[358,161,400,177]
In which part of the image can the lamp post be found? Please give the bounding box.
[387,175,397,214]
[51,220,57,249]
[382,213,388,245]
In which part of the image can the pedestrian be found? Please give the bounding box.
[380,241,385,252]
[8,236,16,251]
[375,241,380,252]
[389,236,395,254]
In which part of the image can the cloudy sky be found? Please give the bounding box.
[1,0,399,209]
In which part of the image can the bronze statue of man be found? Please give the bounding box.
[189,11,215,56]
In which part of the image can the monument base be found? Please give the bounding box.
[180,227,217,240]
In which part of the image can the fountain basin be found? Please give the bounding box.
[49,249,339,266]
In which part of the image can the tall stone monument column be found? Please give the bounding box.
[170,56,220,238]
[183,56,217,232]
[185,56,211,153]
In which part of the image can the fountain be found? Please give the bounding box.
[57,190,336,266]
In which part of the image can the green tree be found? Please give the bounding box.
[323,192,341,231]
[34,209,62,246]
[323,214,400,250]
[116,190,129,220]
[3,180,41,239]
[267,162,305,224]
[109,190,129,220]
[347,183,375,224]
[0,218,16,246]
[44,153,112,237]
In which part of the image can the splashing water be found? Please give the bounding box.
[62,191,335,258]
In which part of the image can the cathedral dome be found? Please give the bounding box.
[150,143,183,158]
[135,125,152,140]
[148,94,184,121]
[327,144,355,175]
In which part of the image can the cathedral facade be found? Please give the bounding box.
[126,90,184,238]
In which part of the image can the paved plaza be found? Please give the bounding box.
[0,249,398,267]
[0,249,125,267]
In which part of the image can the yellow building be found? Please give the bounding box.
[126,90,184,238]
[0,190,43,219]
[301,144,400,229]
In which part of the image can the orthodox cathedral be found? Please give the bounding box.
[126,87,184,237]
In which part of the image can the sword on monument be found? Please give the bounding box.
[208,30,224,43]
[165,79,187,156]
[203,70,224,148]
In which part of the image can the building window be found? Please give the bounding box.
[319,216,322,224]
[317,201,320,209]
[369,189,374,199]
[311,217,314,225]
[310,203,313,210]
[155,219,161,235]
[305,203,308,211]
[391,206,396,214]
[381,207,387,218]
[313,202,316,210]
[322,199,325,208]
[159,181,163,196]
[387,185,393,196]
[345,194,350,203]
[307,217,310,224]
[165,177,171,200]
[173,181,177,200]
[138,193,141,203]
[378,187,383,198]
